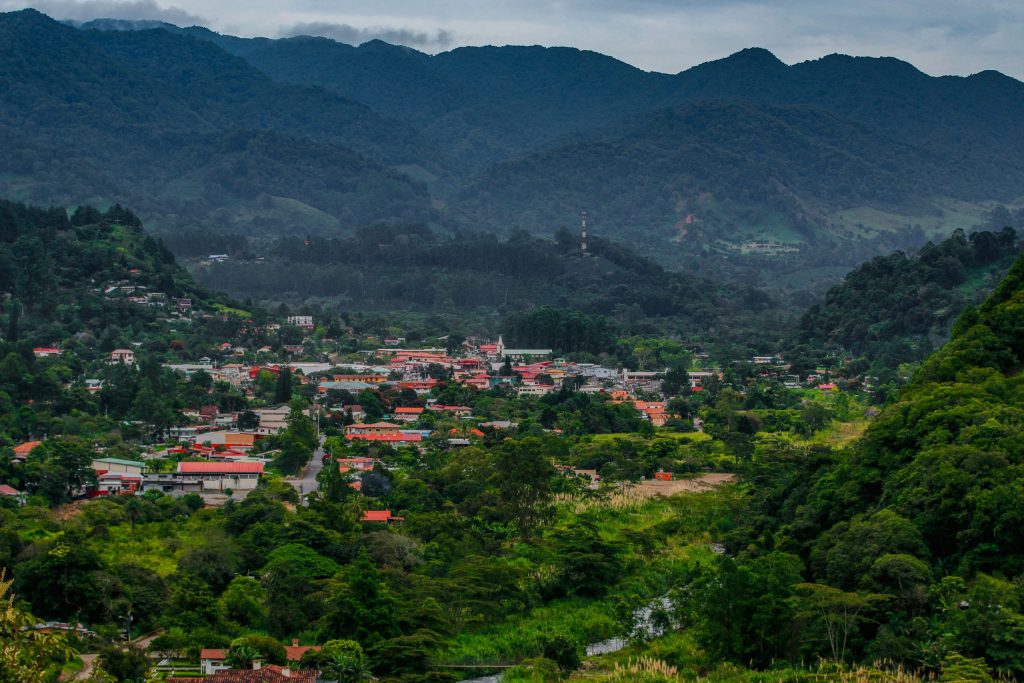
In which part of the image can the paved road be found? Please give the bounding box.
[72,631,162,680]
[285,437,325,498]
[73,653,97,680]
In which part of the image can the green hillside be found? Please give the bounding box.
[731,250,1024,671]
[3,11,1024,300]
[456,100,940,245]
[0,10,439,235]
[796,226,1022,375]
[0,199,238,352]
[183,225,783,354]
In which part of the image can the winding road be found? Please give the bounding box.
[285,437,326,498]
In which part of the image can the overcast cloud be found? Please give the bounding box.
[2,0,1022,78]
[279,21,453,49]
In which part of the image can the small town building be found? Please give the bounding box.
[110,348,135,365]
[361,510,404,523]
[11,441,43,462]
[92,458,146,475]
[177,461,264,491]
[345,422,401,436]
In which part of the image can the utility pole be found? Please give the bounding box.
[122,609,133,643]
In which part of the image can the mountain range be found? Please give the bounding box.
[2,9,1023,292]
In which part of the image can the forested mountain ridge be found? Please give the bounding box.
[795,225,1022,376]
[0,10,439,235]
[707,251,1024,673]
[4,9,1024,301]
[185,224,783,354]
[166,27,1024,190]
[455,100,941,245]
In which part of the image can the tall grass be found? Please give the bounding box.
[437,599,619,664]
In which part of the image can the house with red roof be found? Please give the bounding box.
[392,406,424,422]
[399,380,439,393]
[284,639,320,662]
[345,433,422,444]
[173,662,316,682]
[461,374,491,391]
[177,461,263,492]
[335,456,381,473]
[0,485,24,503]
[32,347,62,358]
[199,649,228,675]
[429,405,473,416]
[361,510,404,523]
[11,441,43,463]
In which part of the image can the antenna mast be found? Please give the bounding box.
[580,210,588,253]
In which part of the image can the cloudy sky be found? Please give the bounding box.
[3,0,1023,78]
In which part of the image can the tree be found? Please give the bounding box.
[285,398,318,451]
[13,540,105,621]
[219,577,267,627]
[225,645,261,670]
[237,410,259,431]
[227,635,286,667]
[272,434,313,476]
[686,552,803,666]
[306,640,373,683]
[320,549,398,644]
[541,635,581,673]
[274,367,293,404]
[23,438,98,505]
[0,571,74,683]
[491,438,556,539]
[790,583,890,662]
[661,367,690,396]
[548,520,621,598]
[4,300,19,343]
[97,646,148,683]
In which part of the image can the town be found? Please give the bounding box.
[6,312,849,506]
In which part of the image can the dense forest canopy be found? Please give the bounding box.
[185,225,785,357]
[704,251,1024,676]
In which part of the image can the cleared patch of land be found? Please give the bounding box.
[634,473,736,497]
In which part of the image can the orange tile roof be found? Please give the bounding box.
[13,441,42,456]
[348,422,401,430]
[178,462,264,474]
[361,510,404,522]
[346,433,422,442]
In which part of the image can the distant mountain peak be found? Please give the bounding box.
[75,17,179,32]
[722,47,786,67]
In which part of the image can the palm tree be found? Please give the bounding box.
[321,652,375,682]
[225,645,261,669]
